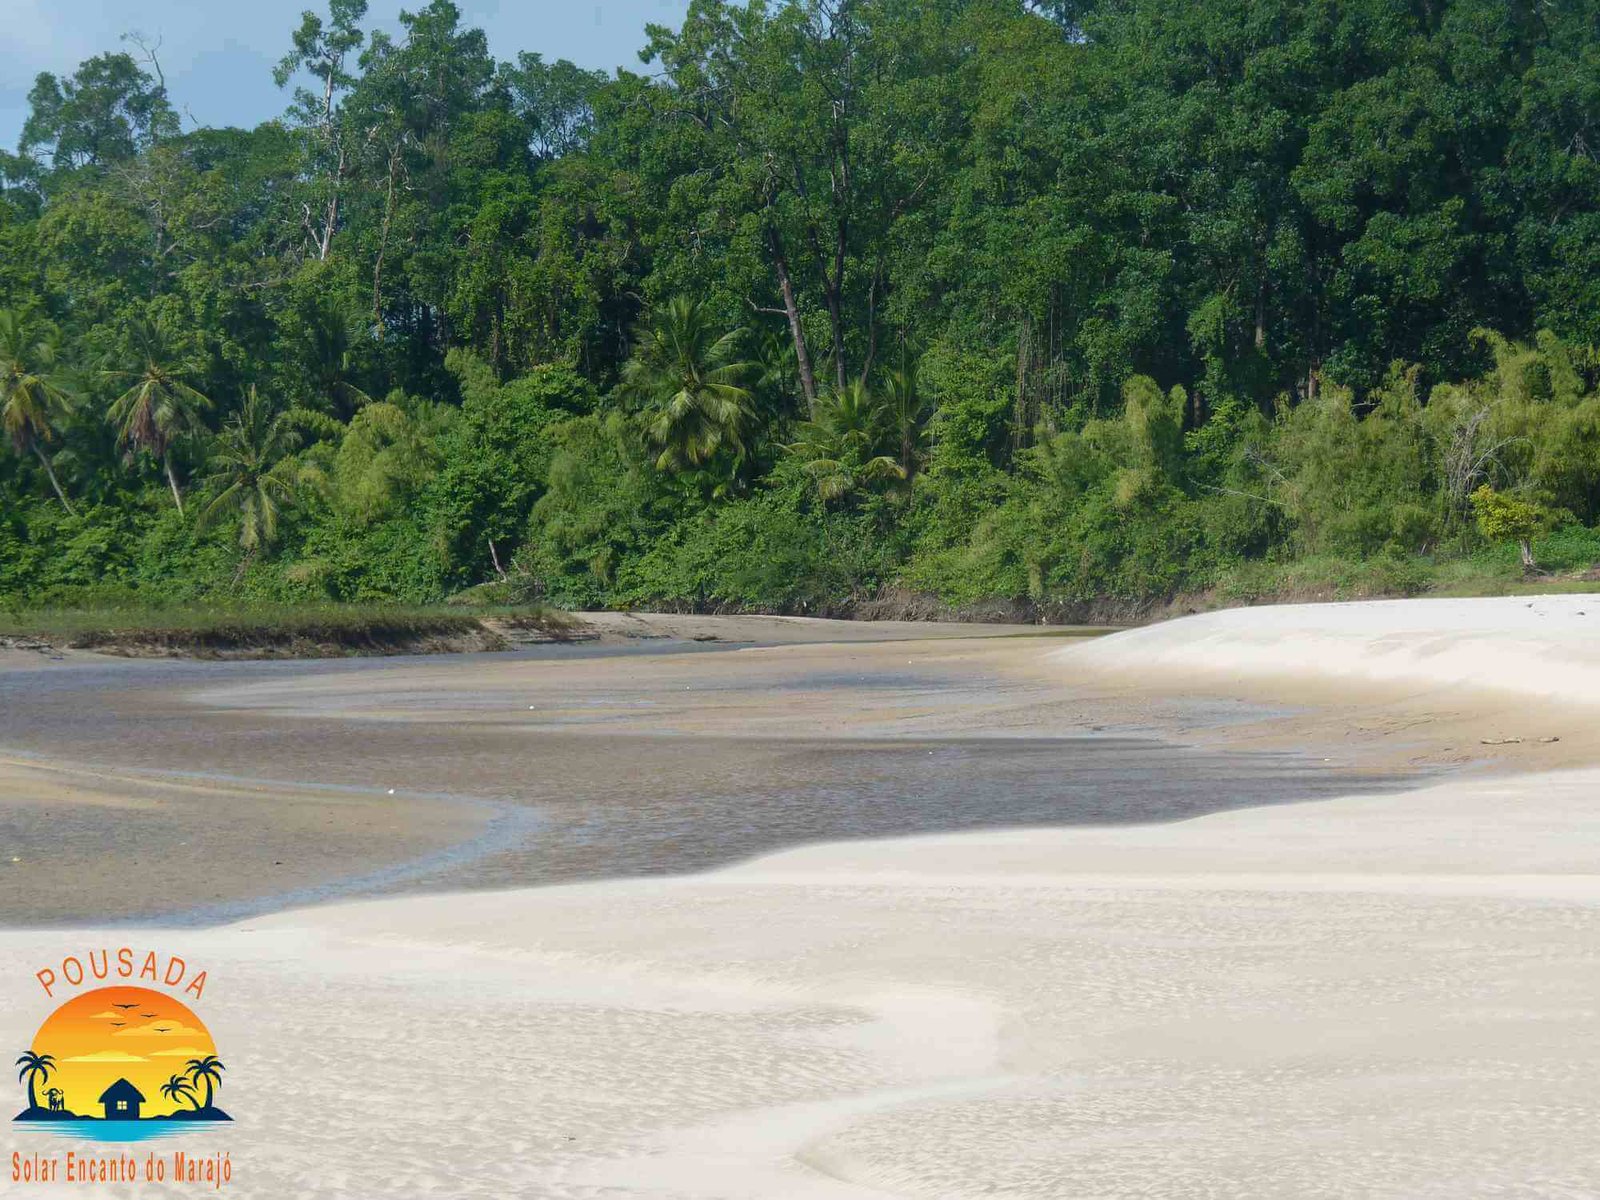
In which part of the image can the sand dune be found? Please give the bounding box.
[5,598,1599,1197]
[1062,593,1600,704]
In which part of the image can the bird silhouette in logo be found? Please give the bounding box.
[15,988,232,1127]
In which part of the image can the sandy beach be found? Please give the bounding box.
[3,598,1599,1196]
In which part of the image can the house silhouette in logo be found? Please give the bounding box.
[99,1079,144,1121]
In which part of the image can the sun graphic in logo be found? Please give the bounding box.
[15,986,229,1138]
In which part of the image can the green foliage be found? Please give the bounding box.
[197,388,301,553]
[518,412,661,606]
[21,52,177,172]
[310,392,452,526]
[423,352,597,589]
[1471,485,1546,568]
[620,296,758,489]
[0,308,77,512]
[9,1,1600,618]
[788,380,911,502]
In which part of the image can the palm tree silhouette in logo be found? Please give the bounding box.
[161,1074,200,1111]
[15,1051,54,1113]
[185,1056,225,1111]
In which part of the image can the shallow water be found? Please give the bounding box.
[0,639,1411,927]
[20,1118,190,1144]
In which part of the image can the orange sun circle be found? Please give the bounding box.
[24,986,219,1119]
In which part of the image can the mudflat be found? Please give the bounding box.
[0,615,1394,924]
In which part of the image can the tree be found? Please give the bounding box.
[635,0,967,411]
[1471,484,1545,571]
[787,379,903,501]
[198,388,301,555]
[15,1051,55,1111]
[501,53,608,160]
[184,1056,225,1110]
[621,297,758,481]
[0,309,77,513]
[345,0,497,325]
[20,53,176,174]
[880,359,929,483]
[314,390,450,525]
[107,319,211,512]
[161,1073,200,1110]
[297,297,374,418]
[275,0,368,261]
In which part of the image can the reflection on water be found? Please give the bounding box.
[0,643,1413,926]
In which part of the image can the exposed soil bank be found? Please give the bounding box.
[626,576,1600,627]
[1,608,586,659]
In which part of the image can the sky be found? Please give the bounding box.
[25,985,218,1118]
[0,0,692,151]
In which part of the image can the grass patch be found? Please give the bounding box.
[0,602,586,658]
[1201,546,1600,610]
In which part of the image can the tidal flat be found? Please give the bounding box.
[0,617,1403,926]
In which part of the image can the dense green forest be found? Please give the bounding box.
[6,0,1600,618]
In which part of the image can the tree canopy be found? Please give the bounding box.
[8,0,1600,613]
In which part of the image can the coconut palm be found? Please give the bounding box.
[161,1073,200,1110]
[753,327,800,415]
[197,388,301,556]
[787,381,903,502]
[184,1056,225,1110]
[304,300,373,419]
[0,309,78,514]
[107,319,211,512]
[621,297,757,477]
[15,1051,55,1111]
[880,359,930,483]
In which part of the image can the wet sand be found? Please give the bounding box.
[3,599,1598,1197]
[0,619,1399,924]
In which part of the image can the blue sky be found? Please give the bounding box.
[1,0,691,149]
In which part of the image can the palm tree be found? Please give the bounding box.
[185,1056,225,1110]
[787,381,903,502]
[15,1051,55,1111]
[881,359,930,483]
[197,388,301,556]
[0,310,78,514]
[621,297,757,477]
[161,1073,200,1110]
[107,319,210,512]
[304,300,373,419]
[754,327,799,416]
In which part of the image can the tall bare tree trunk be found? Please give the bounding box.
[373,145,401,328]
[1014,313,1033,454]
[827,232,847,392]
[33,444,76,516]
[858,266,881,386]
[769,226,818,414]
[163,452,184,514]
[317,71,344,262]
[319,144,346,262]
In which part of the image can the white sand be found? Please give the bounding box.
[6,596,1600,1197]
[1060,593,1600,703]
